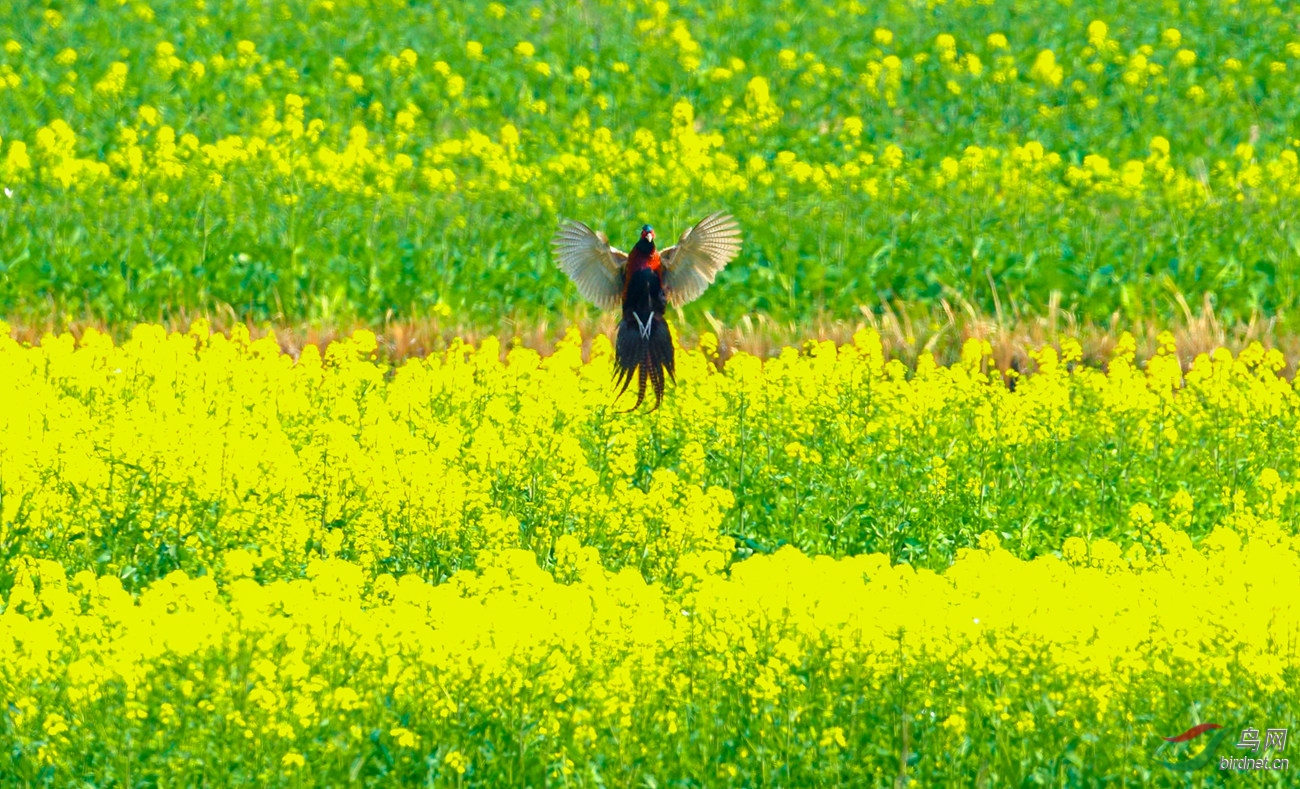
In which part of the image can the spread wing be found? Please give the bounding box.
[551,219,628,310]
[659,211,742,308]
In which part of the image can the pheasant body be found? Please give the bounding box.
[616,236,674,410]
[552,212,742,411]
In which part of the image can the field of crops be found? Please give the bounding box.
[0,324,1296,785]
[4,0,1300,786]
[4,0,1300,327]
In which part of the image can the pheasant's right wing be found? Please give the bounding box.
[658,211,742,308]
[552,219,628,310]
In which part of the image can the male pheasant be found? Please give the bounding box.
[552,212,742,411]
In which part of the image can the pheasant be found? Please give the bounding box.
[552,212,742,411]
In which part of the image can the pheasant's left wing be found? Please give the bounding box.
[659,212,742,308]
[552,219,628,310]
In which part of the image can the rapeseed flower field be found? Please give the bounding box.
[3,0,1300,786]
[0,324,1298,784]
[3,0,1300,325]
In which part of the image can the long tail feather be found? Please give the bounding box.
[614,316,675,412]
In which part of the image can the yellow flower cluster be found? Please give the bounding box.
[3,322,1298,576]
[1,7,1297,212]
[2,505,1296,782]
[1,323,745,582]
[5,100,1298,215]
[1,322,1298,781]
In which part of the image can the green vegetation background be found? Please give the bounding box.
[2,0,1299,327]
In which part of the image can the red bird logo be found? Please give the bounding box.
[552,212,742,411]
